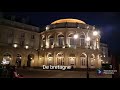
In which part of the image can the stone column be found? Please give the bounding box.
[95,54,99,68]
[87,54,90,68]
[53,52,56,65]
[64,52,68,66]
[76,54,80,68]
[54,33,58,47]
[40,35,43,48]
[64,32,68,47]
[42,53,45,66]
[75,52,79,68]
[45,35,49,48]
[44,52,47,65]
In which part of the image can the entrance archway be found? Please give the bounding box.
[27,54,34,67]
[2,53,12,65]
[80,53,87,68]
[56,53,64,65]
[16,54,22,67]
[47,53,53,65]
[69,54,76,65]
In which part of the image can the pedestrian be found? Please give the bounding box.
[10,66,17,78]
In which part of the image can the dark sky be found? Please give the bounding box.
[3,12,120,55]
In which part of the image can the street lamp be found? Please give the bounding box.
[73,29,100,78]
[13,44,18,48]
[86,37,90,41]
[86,37,91,78]
[73,34,78,39]
[93,31,99,36]
[86,30,100,78]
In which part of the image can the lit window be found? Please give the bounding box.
[80,35,85,46]
[68,34,75,46]
[58,34,64,47]
[21,33,25,38]
[49,35,54,47]
[13,44,18,48]
[31,35,35,39]
[25,45,29,49]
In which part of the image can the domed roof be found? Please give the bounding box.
[51,18,86,24]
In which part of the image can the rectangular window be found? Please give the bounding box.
[21,33,25,38]
[50,38,54,45]
[58,38,63,46]
[80,39,85,46]
[20,40,24,46]
[31,35,35,39]
[70,38,74,45]
[8,32,13,37]
[31,41,34,47]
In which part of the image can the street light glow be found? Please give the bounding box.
[25,45,29,49]
[46,26,49,30]
[73,34,78,39]
[86,37,90,41]
[13,44,18,48]
[93,31,99,36]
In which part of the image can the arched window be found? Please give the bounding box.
[56,53,64,65]
[80,34,85,46]
[80,53,87,68]
[68,34,74,46]
[27,54,34,67]
[48,35,54,48]
[47,53,53,65]
[58,34,64,47]
[69,54,76,65]
[16,54,22,67]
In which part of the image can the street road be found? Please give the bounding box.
[17,68,112,78]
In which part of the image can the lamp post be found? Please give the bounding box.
[74,30,99,78]
[86,36,91,78]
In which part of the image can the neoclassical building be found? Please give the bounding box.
[0,17,40,67]
[0,17,110,68]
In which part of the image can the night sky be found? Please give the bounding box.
[3,12,120,55]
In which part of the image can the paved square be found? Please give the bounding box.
[17,68,112,78]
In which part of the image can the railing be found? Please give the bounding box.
[44,22,95,31]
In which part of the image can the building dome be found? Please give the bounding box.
[51,18,86,24]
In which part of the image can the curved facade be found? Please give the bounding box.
[0,18,110,68]
[39,18,102,68]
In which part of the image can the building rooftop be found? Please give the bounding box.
[51,18,86,24]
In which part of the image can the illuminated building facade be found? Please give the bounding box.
[0,17,110,68]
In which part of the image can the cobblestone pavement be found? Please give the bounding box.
[17,68,112,78]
